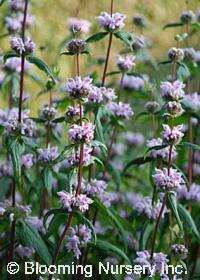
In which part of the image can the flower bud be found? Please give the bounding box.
[133,15,146,28]
[171,244,188,259]
[180,11,194,24]
[168,47,184,62]
[167,101,184,117]
[145,101,160,114]
[67,39,87,54]
[41,105,57,121]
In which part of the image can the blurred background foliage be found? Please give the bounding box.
[0,0,199,112]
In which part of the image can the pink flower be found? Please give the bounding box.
[153,168,184,192]
[116,55,136,72]
[147,138,177,159]
[106,101,134,120]
[67,17,91,33]
[161,124,184,145]
[161,81,185,101]
[96,12,126,32]
[58,191,93,212]
[65,76,93,100]
[68,123,95,143]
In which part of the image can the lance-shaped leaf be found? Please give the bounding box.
[8,138,24,188]
[178,142,200,151]
[166,192,184,234]
[43,166,53,195]
[163,22,184,29]
[52,144,76,164]
[114,31,133,49]
[88,240,131,263]
[3,53,20,63]
[122,156,156,176]
[86,32,109,43]
[16,221,51,265]
[26,55,55,81]
[178,204,200,243]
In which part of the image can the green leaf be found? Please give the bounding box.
[191,22,200,31]
[127,72,144,78]
[75,212,97,244]
[122,157,156,176]
[45,212,68,238]
[177,63,190,82]
[3,53,20,63]
[60,51,75,56]
[43,208,67,229]
[94,199,127,250]
[158,60,172,65]
[8,138,24,188]
[95,107,105,144]
[26,55,55,81]
[178,142,200,151]
[43,167,53,195]
[90,140,107,152]
[0,0,7,5]
[140,222,154,250]
[52,144,75,164]
[106,71,121,77]
[86,32,109,43]
[30,117,46,123]
[88,240,131,263]
[163,22,184,29]
[166,192,184,234]
[114,31,133,49]
[16,221,51,265]
[144,145,168,157]
[178,204,200,243]
[53,117,65,123]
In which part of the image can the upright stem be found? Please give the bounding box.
[48,212,74,280]
[18,0,29,123]
[49,52,83,276]
[101,33,113,87]
[118,72,125,103]
[110,0,114,16]
[171,62,176,82]
[150,195,166,260]
[8,1,29,272]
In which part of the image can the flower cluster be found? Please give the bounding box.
[147,138,177,160]
[153,168,185,192]
[168,47,184,62]
[161,80,185,101]
[65,224,92,259]
[16,245,35,259]
[65,146,92,168]
[134,250,169,276]
[171,244,188,259]
[82,179,113,207]
[96,12,126,32]
[58,191,93,212]
[37,146,58,165]
[21,154,34,169]
[68,123,95,143]
[177,183,200,202]
[65,105,81,122]
[3,109,35,137]
[161,124,184,146]
[116,55,136,72]
[106,101,134,120]
[133,196,167,220]
[65,76,93,100]
[67,17,91,33]
[123,132,144,146]
[10,36,35,55]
